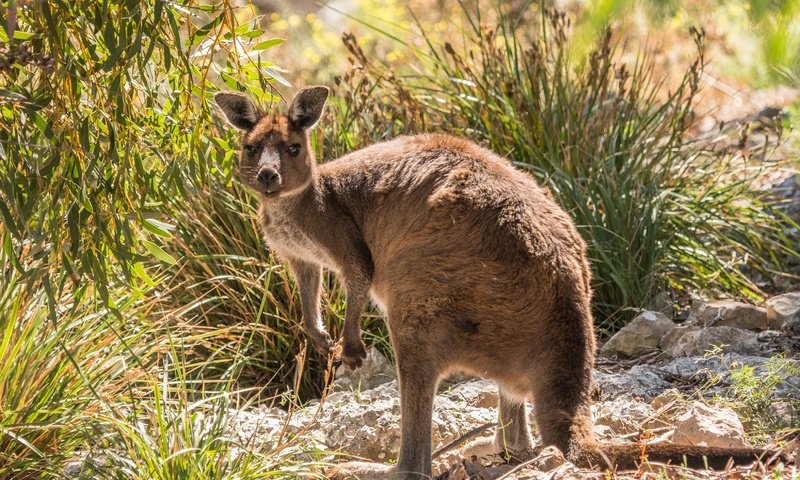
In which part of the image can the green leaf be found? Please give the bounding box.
[12,31,37,40]
[142,240,177,265]
[253,38,285,51]
[0,89,26,100]
[131,262,157,287]
[142,218,175,238]
[262,66,291,87]
[186,13,224,47]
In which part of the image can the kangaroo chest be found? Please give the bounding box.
[260,207,338,271]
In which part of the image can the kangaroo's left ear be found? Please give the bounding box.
[288,86,329,130]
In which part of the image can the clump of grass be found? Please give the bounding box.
[0,252,151,478]
[326,4,798,332]
[78,345,330,480]
[0,247,332,479]
[723,355,800,443]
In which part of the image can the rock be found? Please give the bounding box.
[666,326,759,357]
[226,406,289,448]
[334,347,396,391]
[659,325,700,354]
[528,445,567,471]
[765,292,800,332]
[660,353,800,398]
[647,291,675,318]
[600,311,676,358]
[594,397,668,435]
[672,402,750,448]
[290,380,496,462]
[593,365,671,400]
[689,300,768,331]
[661,353,766,383]
[442,379,498,409]
[650,388,684,411]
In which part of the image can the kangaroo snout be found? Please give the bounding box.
[257,167,281,193]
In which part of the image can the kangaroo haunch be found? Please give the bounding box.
[215,87,787,479]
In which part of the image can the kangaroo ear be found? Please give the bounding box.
[288,86,329,130]
[214,92,260,131]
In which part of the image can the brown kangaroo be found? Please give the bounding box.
[215,87,787,479]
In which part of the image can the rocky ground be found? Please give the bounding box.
[225,293,800,479]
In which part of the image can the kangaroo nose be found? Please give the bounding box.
[257,168,279,186]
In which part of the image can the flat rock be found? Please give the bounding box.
[666,326,759,357]
[600,311,676,358]
[672,402,750,448]
[765,292,800,332]
[593,365,671,400]
[689,300,768,331]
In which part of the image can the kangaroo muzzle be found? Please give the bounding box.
[257,166,282,193]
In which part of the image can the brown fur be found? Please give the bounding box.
[215,88,788,479]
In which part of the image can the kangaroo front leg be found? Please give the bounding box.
[288,259,334,357]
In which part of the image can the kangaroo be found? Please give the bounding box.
[215,87,788,479]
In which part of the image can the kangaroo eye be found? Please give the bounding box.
[243,144,257,156]
[287,144,301,156]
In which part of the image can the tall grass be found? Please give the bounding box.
[0,248,330,478]
[327,5,798,332]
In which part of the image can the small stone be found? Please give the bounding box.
[689,300,768,331]
[667,326,759,358]
[593,365,671,400]
[334,347,396,391]
[660,325,700,354]
[600,311,676,358]
[650,388,683,411]
[529,445,567,471]
[647,291,675,318]
[672,402,750,448]
[765,292,800,332]
[595,398,668,434]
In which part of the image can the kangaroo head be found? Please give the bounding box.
[215,86,329,198]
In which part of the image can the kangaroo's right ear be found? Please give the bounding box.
[214,92,260,131]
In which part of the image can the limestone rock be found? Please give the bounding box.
[600,311,676,358]
[765,292,800,332]
[528,445,567,471]
[672,402,750,448]
[650,388,684,411]
[334,347,396,392]
[594,397,669,435]
[442,379,498,409]
[659,325,700,354]
[226,406,290,448]
[291,380,496,462]
[593,365,671,399]
[666,326,759,358]
[689,300,768,331]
